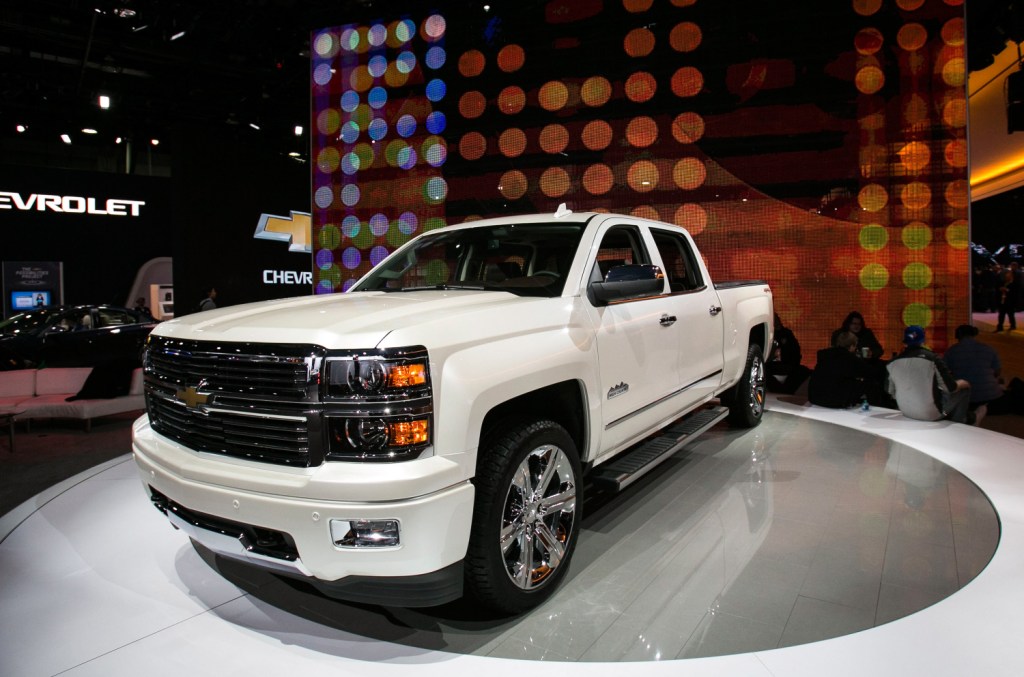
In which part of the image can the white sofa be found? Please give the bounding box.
[0,367,145,431]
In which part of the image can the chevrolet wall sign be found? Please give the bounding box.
[0,191,145,216]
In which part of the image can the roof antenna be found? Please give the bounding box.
[554,203,572,218]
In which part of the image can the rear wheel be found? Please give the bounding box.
[465,420,581,614]
[722,344,766,428]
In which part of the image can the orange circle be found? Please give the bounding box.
[943,97,967,127]
[855,66,885,94]
[497,44,525,73]
[897,23,927,51]
[671,112,704,143]
[624,28,655,57]
[625,72,657,103]
[539,167,571,197]
[669,22,702,52]
[898,141,930,172]
[896,0,925,9]
[674,203,707,234]
[627,160,659,192]
[497,86,526,114]
[904,94,928,124]
[945,179,968,208]
[626,116,658,148]
[581,76,613,107]
[499,170,528,200]
[901,182,931,210]
[499,128,527,157]
[942,17,964,46]
[631,205,660,221]
[539,81,569,111]
[349,65,373,92]
[458,50,485,77]
[854,28,884,55]
[945,139,967,167]
[385,62,409,87]
[942,58,965,86]
[583,164,614,195]
[860,144,887,170]
[539,124,569,154]
[673,158,706,190]
[459,132,486,161]
[671,67,704,97]
[459,91,486,119]
[853,0,882,16]
[623,0,654,11]
[859,184,888,212]
[582,120,613,151]
[670,0,696,6]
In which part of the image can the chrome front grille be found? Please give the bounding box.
[144,337,325,467]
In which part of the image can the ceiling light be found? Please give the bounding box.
[16,124,26,133]
[288,152,301,157]
[98,95,110,109]
[132,24,148,32]
[249,122,261,130]
[170,31,185,41]
[82,128,98,134]
[151,138,160,146]
[115,137,123,144]
[61,134,72,144]
[114,7,137,18]
[294,125,303,136]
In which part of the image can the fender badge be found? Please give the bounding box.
[607,382,629,399]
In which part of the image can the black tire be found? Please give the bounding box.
[721,343,766,428]
[465,420,582,614]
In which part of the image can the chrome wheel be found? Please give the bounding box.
[747,352,766,418]
[499,443,578,590]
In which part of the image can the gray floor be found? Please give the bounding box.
[186,412,999,662]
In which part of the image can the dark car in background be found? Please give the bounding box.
[0,305,157,370]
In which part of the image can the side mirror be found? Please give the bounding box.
[589,264,664,305]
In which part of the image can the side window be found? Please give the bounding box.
[96,309,130,328]
[590,225,650,283]
[651,228,704,292]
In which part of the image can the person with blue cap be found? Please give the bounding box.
[886,325,974,424]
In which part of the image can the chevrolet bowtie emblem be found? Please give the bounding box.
[176,385,210,410]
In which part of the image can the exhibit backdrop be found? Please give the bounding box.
[310,0,969,359]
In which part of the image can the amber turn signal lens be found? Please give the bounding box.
[389,419,429,446]
[388,363,427,388]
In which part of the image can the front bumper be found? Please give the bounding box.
[132,416,475,606]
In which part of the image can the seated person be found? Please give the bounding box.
[886,325,972,423]
[808,330,868,408]
[766,313,811,394]
[831,311,884,360]
[944,324,1023,416]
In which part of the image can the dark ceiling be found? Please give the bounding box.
[0,0,1019,173]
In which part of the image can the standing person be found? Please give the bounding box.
[887,325,973,424]
[831,311,884,360]
[996,263,1019,331]
[807,331,868,408]
[133,296,152,317]
[198,287,217,312]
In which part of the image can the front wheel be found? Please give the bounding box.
[465,420,582,614]
[722,343,766,428]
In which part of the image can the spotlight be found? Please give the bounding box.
[151,138,160,146]
[170,31,185,41]
[288,151,301,157]
[98,95,111,109]
[61,134,72,144]
[294,125,303,136]
[82,128,98,134]
[16,124,26,133]
[115,137,123,144]
[249,122,261,130]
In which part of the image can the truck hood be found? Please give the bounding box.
[153,290,539,348]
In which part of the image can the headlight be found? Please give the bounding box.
[323,347,432,461]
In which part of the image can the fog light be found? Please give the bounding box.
[330,518,401,548]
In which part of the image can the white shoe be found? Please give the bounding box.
[973,404,987,426]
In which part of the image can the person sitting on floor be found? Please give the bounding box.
[766,313,812,394]
[887,325,972,424]
[807,330,868,408]
[944,324,1024,418]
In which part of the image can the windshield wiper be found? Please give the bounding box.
[399,284,489,291]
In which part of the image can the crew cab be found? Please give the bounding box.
[132,208,773,613]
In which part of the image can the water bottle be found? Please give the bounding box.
[860,396,870,412]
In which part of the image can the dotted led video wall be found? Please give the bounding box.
[311,0,968,359]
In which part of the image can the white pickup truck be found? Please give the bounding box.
[132,208,774,614]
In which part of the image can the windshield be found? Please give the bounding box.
[352,222,586,297]
[0,308,65,336]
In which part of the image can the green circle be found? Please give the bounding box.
[859,263,889,291]
[318,266,342,286]
[423,217,446,232]
[859,224,888,252]
[385,140,407,167]
[946,222,969,249]
[352,227,375,249]
[902,262,932,290]
[902,224,932,250]
[425,260,450,285]
[387,227,412,248]
[352,104,372,130]
[903,303,932,328]
[318,224,341,250]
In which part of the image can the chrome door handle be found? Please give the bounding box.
[660,314,677,326]
[709,305,722,316]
